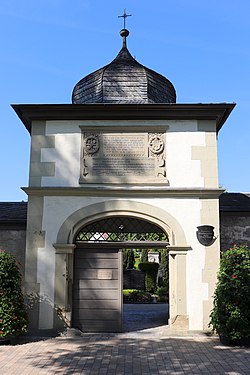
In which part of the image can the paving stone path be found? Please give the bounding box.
[123,303,168,332]
[0,304,249,374]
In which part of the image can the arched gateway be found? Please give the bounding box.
[53,200,190,332]
[73,216,168,332]
[14,25,234,335]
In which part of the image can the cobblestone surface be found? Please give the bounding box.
[0,332,250,374]
[0,305,249,374]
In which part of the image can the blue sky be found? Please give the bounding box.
[0,0,249,201]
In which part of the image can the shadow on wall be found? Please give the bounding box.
[25,293,67,335]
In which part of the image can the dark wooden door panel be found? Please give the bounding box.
[72,248,121,332]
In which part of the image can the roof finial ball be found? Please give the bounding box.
[120,28,129,48]
[118,9,131,48]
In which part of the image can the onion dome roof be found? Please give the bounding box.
[72,29,176,104]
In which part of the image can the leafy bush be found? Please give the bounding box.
[123,289,152,303]
[138,262,159,293]
[209,245,250,342]
[0,250,28,337]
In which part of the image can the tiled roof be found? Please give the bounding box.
[0,202,27,222]
[219,192,250,212]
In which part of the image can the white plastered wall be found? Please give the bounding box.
[31,117,219,331]
[167,120,205,187]
[38,195,210,331]
[40,119,207,188]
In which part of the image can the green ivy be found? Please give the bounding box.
[0,250,28,337]
[209,245,250,341]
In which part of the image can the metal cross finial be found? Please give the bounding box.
[118,8,132,29]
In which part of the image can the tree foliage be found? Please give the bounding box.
[140,249,148,263]
[127,249,135,269]
[123,249,135,270]
[159,249,169,287]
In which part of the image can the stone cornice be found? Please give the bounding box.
[12,103,235,133]
[22,186,225,198]
[167,246,192,254]
[53,244,76,254]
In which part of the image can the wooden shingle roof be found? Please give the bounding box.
[72,29,176,105]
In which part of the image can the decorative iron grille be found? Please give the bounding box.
[75,216,168,242]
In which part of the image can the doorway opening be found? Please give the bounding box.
[73,215,169,332]
[122,247,169,332]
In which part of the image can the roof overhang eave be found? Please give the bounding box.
[12,102,236,134]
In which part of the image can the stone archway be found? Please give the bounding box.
[71,215,169,332]
[55,200,187,246]
[53,200,191,332]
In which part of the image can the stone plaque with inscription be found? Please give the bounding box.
[80,131,168,184]
[97,270,113,280]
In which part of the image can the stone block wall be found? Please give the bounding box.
[220,212,250,251]
[0,229,26,278]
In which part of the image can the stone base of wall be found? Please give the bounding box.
[170,315,189,331]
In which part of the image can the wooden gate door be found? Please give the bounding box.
[72,248,122,332]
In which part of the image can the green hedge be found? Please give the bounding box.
[156,286,168,302]
[138,262,159,292]
[123,289,152,303]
